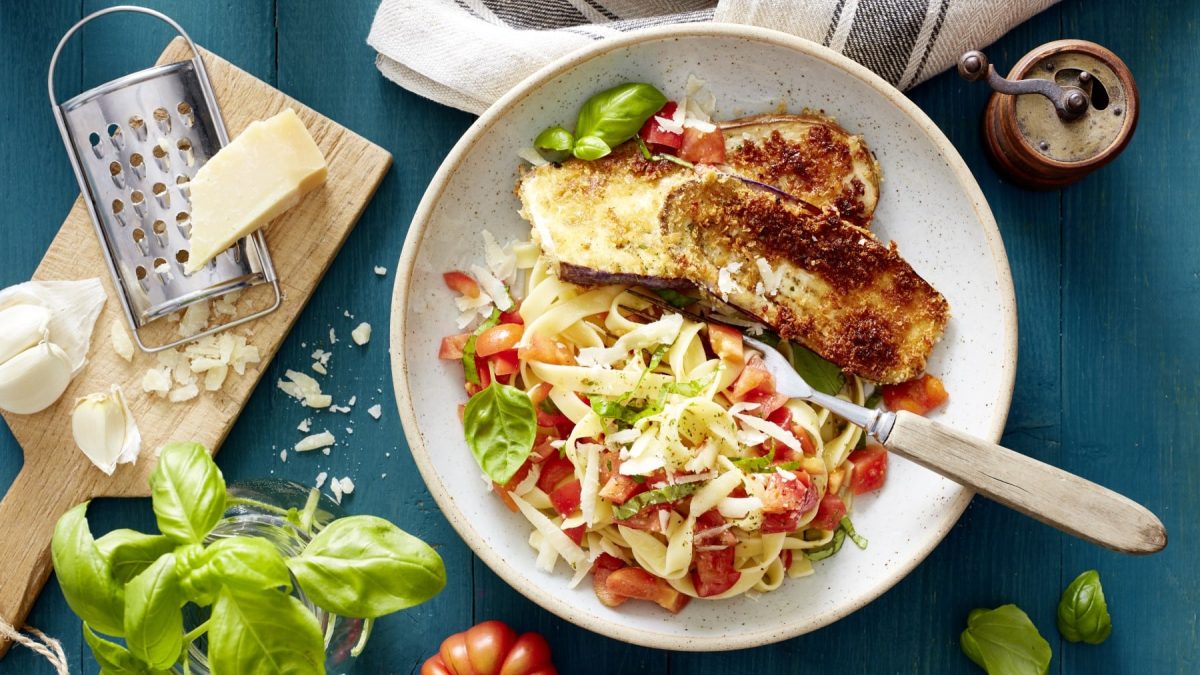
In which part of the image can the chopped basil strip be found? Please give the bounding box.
[840,516,869,550]
[730,446,801,473]
[462,308,501,385]
[864,388,883,409]
[611,482,702,520]
[804,527,846,561]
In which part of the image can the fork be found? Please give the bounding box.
[748,334,1166,555]
[630,292,1167,555]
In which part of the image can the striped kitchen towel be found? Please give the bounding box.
[368,0,1058,114]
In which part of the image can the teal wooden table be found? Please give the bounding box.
[1,1,1195,672]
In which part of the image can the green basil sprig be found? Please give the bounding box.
[463,381,538,483]
[535,82,667,161]
[51,440,447,673]
[611,482,701,520]
[286,516,446,618]
[1057,570,1112,644]
[960,604,1052,675]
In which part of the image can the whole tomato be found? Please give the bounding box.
[421,620,556,675]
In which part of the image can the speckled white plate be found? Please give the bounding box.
[391,24,1016,651]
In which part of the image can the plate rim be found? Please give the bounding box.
[390,22,1018,651]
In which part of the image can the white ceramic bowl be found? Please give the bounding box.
[391,24,1016,651]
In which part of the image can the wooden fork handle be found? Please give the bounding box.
[885,411,1167,555]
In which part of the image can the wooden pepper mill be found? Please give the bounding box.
[958,40,1138,188]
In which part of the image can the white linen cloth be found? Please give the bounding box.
[368,0,1058,114]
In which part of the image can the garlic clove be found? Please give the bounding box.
[72,386,140,475]
[0,279,107,374]
[0,341,73,414]
[0,304,52,364]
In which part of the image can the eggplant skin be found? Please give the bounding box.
[723,113,881,228]
[660,172,948,384]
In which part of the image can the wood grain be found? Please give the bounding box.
[0,37,390,655]
[886,411,1166,555]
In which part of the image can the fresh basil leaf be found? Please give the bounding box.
[463,308,501,386]
[149,441,226,544]
[124,553,184,670]
[653,288,695,308]
[83,623,158,675]
[95,529,176,584]
[463,382,538,483]
[173,543,218,607]
[731,446,776,473]
[287,515,446,618]
[756,331,782,349]
[611,482,702,520]
[208,587,325,675]
[1057,570,1112,644]
[204,536,292,594]
[788,344,845,396]
[574,82,667,151]
[51,502,126,636]
[960,604,1052,675]
[591,398,656,425]
[572,135,612,161]
[804,527,847,562]
[839,516,869,550]
[534,126,573,152]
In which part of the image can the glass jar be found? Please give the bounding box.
[177,480,365,674]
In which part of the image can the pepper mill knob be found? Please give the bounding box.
[959,40,1139,189]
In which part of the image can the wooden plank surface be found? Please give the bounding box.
[1,0,1197,673]
[0,12,391,658]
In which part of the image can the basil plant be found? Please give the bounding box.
[51,441,446,674]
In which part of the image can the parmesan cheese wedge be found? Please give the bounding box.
[185,108,327,273]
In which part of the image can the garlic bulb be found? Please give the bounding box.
[0,304,51,364]
[0,342,73,414]
[71,385,141,475]
[0,278,106,373]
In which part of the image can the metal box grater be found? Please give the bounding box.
[48,6,281,352]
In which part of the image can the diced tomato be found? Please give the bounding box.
[519,334,575,365]
[536,455,575,493]
[848,445,888,495]
[530,437,558,464]
[549,479,582,516]
[761,510,802,533]
[492,461,531,513]
[489,349,520,377]
[678,125,726,164]
[592,553,628,607]
[500,305,524,325]
[798,429,817,456]
[692,546,740,597]
[693,509,737,548]
[563,524,585,545]
[881,374,949,416]
[743,389,789,419]
[767,405,792,429]
[476,323,523,357]
[638,101,683,152]
[605,567,690,613]
[443,271,479,298]
[528,382,552,407]
[456,403,466,422]
[535,410,574,438]
[707,323,743,364]
[810,493,847,531]
[730,354,775,400]
[438,333,470,360]
[761,471,813,513]
[598,474,644,505]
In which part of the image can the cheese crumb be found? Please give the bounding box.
[351,322,372,346]
[374,266,388,276]
[339,477,355,495]
[367,404,382,420]
[179,301,210,337]
[168,383,199,402]
[279,449,287,462]
[298,418,311,432]
[315,471,328,489]
[277,370,331,408]
[329,328,337,344]
[331,477,344,503]
[141,367,171,395]
[312,362,327,375]
[717,262,744,299]
[110,323,134,362]
[295,431,335,452]
[347,395,357,406]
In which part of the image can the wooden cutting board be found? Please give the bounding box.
[0,38,390,654]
